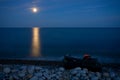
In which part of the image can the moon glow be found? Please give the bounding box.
[32,7,38,13]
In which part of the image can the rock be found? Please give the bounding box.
[38,78,44,80]
[9,75,14,80]
[81,73,86,77]
[80,76,85,80]
[35,72,42,77]
[3,67,11,74]
[20,66,27,70]
[70,69,78,75]
[51,69,55,74]
[109,71,116,78]
[4,74,10,80]
[84,76,89,80]
[71,76,79,80]
[81,69,87,74]
[70,67,81,72]
[1,64,120,80]
[26,74,33,79]
[71,70,78,76]
[56,71,62,75]
[76,72,81,77]
[0,64,3,72]
[28,66,35,74]
[14,65,20,69]
[41,76,46,80]
[41,69,47,73]
[51,73,56,77]
[96,72,101,78]
[88,72,95,79]
[55,76,59,80]
[43,72,50,79]
[18,72,26,77]
[88,73,93,78]
[59,67,65,72]
[102,67,108,72]
[30,76,38,80]
[11,69,18,73]
[103,72,110,78]
[35,66,42,71]
[91,76,99,80]
[83,68,88,73]
[113,76,120,80]
[13,74,19,80]
[0,72,5,80]
[74,67,81,71]
[43,69,49,74]
[106,78,111,80]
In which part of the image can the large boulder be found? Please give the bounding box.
[63,55,102,72]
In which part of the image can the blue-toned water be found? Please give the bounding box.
[0,28,120,63]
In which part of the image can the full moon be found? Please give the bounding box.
[32,7,38,13]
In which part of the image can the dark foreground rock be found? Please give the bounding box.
[63,55,102,72]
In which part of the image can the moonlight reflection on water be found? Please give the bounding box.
[31,27,41,57]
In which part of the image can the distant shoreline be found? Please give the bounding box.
[0,58,120,67]
[0,59,63,66]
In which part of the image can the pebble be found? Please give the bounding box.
[0,65,3,72]
[91,76,99,80]
[20,66,27,70]
[28,66,35,74]
[59,67,65,72]
[35,72,42,77]
[70,68,80,75]
[35,66,42,71]
[103,72,110,78]
[26,74,33,79]
[96,72,101,78]
[109,71,116,78]
[18,72,26,77]
[11,69,18,73]
[3,67,11,74]
[0,64,119,80]
[75,72,81,77]
[30,76,38,80]
[0,72,5,79]
[114,76,120,80]
[13,74,19,80]
[83,68,88,73]
[74,67,81,71]
[43,72,49,78]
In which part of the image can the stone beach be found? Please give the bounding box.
[0,64,120,80]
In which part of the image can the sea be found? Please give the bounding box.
[0,27,120,63]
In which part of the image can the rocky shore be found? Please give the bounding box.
[0,64,120,80]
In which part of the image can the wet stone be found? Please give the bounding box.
[30,76,38,80]
[0,64,119,80]
[3,67,11,74]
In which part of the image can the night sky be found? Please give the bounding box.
[0,0,120,27]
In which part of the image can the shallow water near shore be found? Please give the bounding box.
[0,28,120,63]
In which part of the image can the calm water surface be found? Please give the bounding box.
[0,28,120,63]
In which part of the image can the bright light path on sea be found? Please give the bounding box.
[31,27,41,57]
